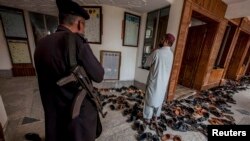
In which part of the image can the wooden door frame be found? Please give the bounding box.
[222,17,250,81]
[226,31,250,80]
[166,0,227,101]
[236,35,250,79]
[220,22,241,84]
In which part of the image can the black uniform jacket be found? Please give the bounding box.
[34,25,104,141]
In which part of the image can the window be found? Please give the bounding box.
[29,12,58,45]
[141,6,170,68]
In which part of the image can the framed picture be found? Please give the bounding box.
[123,12,141,47]
[7,39,32,64]
[100,50,121,80]
[82,6,102,44]
[0,7,27,38]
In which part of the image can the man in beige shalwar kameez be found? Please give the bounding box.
[143,33,175,123]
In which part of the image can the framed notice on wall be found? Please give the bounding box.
[0,9,27,38]
[7,39,32,64]
[100,50,121,80]
[123,12,141,47]
[82,6,102,44]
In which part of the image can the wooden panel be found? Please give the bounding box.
[238,65,246,76]
[190,0,227,19]
[208,69,224,83]
[193,23,218,90]
[230,18,242,26]
[201,81,221,90]
[214,1,227,18]
[12,64,36,76]
[240,17,250,34]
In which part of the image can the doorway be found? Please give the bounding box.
[226,31,250,80]
[178,23,207,88]
[178,12,218,90]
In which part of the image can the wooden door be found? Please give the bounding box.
[179,25,207,88]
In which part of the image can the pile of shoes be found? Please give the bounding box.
[97,76,249,140]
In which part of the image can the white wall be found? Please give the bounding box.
[90,5,142,81]
[225,0,250,19]
[0,5,141,81]
[0,95,8,130]
[0,1,184,82]
[134,0,184,84]
[166,0,184,51]
[134,13,149,83]
[0,19,12,70]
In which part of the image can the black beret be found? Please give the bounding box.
[56,0,90,20]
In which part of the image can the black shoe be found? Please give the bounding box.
[151,134,160,141]
[132,121,141,130]
[110,105,115,110]
[122,109,129,116]
[138,123,146,134]
[158,122,167,131]
[24,133,41,141]
[136,132,152,141]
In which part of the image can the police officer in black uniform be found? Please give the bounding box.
[34,0,104,141]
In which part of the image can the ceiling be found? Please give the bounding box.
[0,0,249,19]
[0,0,170,16]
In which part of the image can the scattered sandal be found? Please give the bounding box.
[161,133,182,141]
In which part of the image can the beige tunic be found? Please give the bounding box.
[144,46,173,107]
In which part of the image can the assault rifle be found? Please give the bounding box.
[57,66,107,119]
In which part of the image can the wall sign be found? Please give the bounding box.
[82,6,102,44]
[123,12,141,47]
[100,50,121,80]
[7,39,31,64]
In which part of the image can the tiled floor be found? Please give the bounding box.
[1,77,250,141]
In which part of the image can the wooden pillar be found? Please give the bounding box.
[167,0,193,101]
